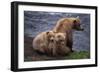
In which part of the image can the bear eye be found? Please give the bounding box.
[57,35,61,38]
[73,20,77,23]
[60,40,63,42]
[50,39,54,42]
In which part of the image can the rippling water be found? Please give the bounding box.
[24,11,90,52]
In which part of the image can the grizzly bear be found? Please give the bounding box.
[53,32,71,56]
[32,31,55,55]
[53,17,84,52]
[47,35,56,56]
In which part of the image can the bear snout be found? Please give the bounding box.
[50,39,54,42]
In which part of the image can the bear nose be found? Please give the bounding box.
[51,39,54,42]
[50,39,54,42]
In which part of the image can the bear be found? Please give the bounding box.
[47,34,56,56]
[52,17,84,52]
[46,31,56,56]
[32,31,55,55]
[53,32,71,56]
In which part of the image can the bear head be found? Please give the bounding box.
[55,32,66,45]
[46,31,55,43]
[72,18,84,31]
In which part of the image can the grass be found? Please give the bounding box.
[65,51,90,59]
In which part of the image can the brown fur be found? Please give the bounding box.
[32,31,55,55]
[32,17,83,56]
[53,32,71,56]
[53,18,83,51]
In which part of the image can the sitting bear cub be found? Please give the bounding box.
[52,32,71,56]
[32,31,55,55]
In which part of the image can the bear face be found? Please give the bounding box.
[72,18,84,31]
[46,31,55,43]
[55,33,65,46]
[55,32,66,46]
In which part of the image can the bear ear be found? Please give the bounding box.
[73,20,77,24]
[53,31,57,33]
[46,31,49,35]
[76,16,79,18]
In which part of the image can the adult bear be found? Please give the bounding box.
[53,17,84,52]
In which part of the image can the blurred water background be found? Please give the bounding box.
[24,11,90,52]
